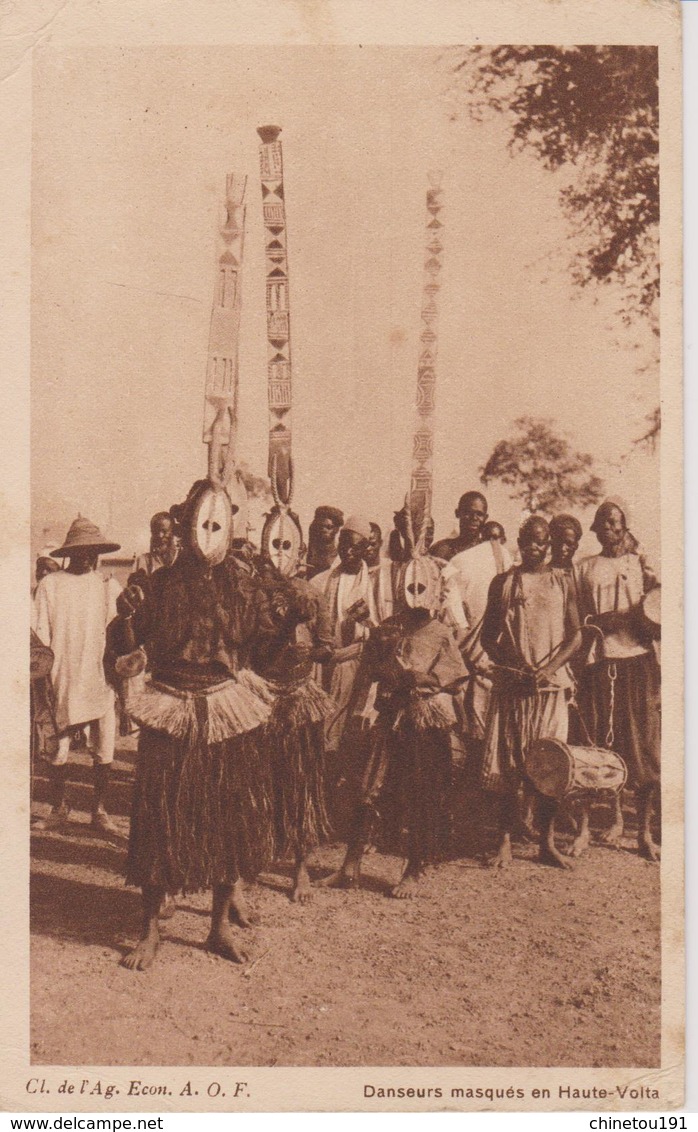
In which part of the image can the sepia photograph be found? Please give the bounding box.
[1,0,684,1114]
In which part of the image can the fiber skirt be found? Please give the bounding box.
[265,678,334,859]
[126,723,274,893]
[576,652,660,790]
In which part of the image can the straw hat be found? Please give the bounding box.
[51,515,120,557]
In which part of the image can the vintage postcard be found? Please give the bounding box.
[0,0,684,1114]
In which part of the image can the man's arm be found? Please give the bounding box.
[480,573,506,665]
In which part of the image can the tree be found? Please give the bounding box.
[480,417,605,514]
[632,405,661,453]
[450,46,659,334]
[238,460,272,504]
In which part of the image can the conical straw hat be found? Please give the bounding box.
[51,515,120,557]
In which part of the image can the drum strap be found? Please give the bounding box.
[606,662,617,748]
[568,693,595,748]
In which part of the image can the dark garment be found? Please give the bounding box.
[110,552,276,893]
[30,630,58,763]
[248,573,334,858]
[126,719,274,892]
[353,713,453,868]
[576,652,660,790]
[109,552,265,690]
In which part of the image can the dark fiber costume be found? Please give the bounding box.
[248,575,334,858]
[349,615,466,868]
[109,553,276,894]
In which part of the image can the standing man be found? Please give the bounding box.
[430,490,489,562]
[480,517,582,869]
[575,500,661,860]
[365,521,394,623]
[306,506,344,579]
[439,492,512,750]
[33,546,60,596]
[310,515,378,802]
[132,511,179,580]
[33,516,122,834]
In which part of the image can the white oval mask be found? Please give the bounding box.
[261,508,303,577]
[189,487,233,566]
[401,555,442,612]
[227,472,250,544]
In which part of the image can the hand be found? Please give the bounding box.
[534,666,555,689]
[347,598,371,623]
[360,707,379,731]
[117,585,144,619]
[475,658,494,678]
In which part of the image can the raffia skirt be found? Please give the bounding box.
[265,677,334,859]
[126,721,274,893]
[121,666,277,892]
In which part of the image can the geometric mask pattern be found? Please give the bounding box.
[258,125,293,506]
[203,173,247,451]
[409,172,443,542]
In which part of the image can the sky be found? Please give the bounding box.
[31,45,660,565]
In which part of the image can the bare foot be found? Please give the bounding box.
[121,932,159,971]
[206,925,250,964]
[569,829,591,859]
[639,836,661,862]
[292,863,313,904]
[318,863,360,889]
[390,871,421,899]
[489,837,513,869]
[600,823,624,847]
[158,894,176,921]
[228,882,259,928]
[540,845,574,870]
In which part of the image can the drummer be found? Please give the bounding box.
[575,500,661,861]
[479,516,583,869]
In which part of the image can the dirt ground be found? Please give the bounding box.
[30,738,660,1068]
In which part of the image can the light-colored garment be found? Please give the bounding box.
[53,710,116,767]
[575,552,654,661]
[441,539,511,739]
[481,566,576,792]
[369,560,395,623]
[441,540,512,631]
[33,570,121,733]
[311,559,379,752]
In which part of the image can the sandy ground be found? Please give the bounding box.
[30,740,660,1068]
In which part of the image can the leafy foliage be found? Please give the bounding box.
[452,46,659,332]
[480,417,605,513]
[238,461,272,501]
[632,405,661,452]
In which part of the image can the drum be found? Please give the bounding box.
[525,739,627,800]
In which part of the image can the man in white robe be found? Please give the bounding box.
[311,515,379,758]
[33,516,122,833]
[441,531,512,743]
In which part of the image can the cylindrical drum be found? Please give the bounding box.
[525,739,627,800]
